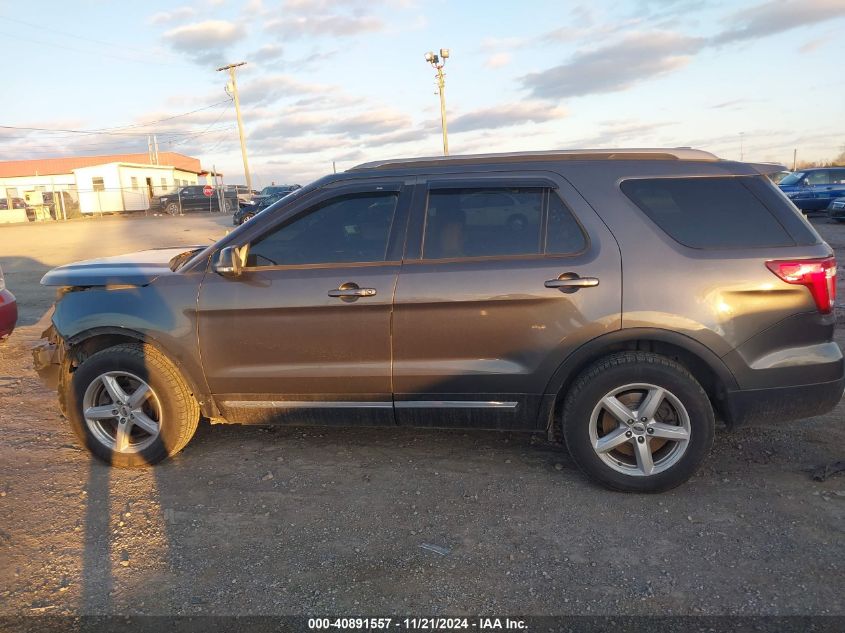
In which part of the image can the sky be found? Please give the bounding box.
[1,0,844,187]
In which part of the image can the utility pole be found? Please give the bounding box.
[217,61,252,191]
[793,149,797,171]
[153,135,160,165]
[424,48,450,156]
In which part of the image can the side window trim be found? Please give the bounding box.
[425,177,559,191]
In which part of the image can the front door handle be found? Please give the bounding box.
[545,273,599,293]
[328,282,377,299]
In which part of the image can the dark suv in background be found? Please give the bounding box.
[34,149,843,492]
[779,167,845,213]
[159,185,238,215]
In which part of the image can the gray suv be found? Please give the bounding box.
[34,149,844,492]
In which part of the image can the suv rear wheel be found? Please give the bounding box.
[65,343,200,467]
[562,351,715,493]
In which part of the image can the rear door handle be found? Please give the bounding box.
[328,282,377,298]
[545,274,599,292]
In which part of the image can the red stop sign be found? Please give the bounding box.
[203,185,213,197]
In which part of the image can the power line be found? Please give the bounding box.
[0,125,236,153]
[0,100,232,137]
[0,14,187,63]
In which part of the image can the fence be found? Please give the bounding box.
[0,182,234,223]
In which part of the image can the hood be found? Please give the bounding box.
[41,246,203,287]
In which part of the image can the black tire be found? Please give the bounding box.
[224,198,235,213]
[65,343,200,467]
[562,351,715,493]
[165,202,181,216]
[240,212,255,224]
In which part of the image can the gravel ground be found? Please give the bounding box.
[0,214,843,617]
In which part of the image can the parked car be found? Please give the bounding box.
[158,186,237,215]
[0,264,17,340]
[779,167,845,213]
[0,197,27,211]
[33,148,843,492]
[233,185,301,225]
[828,197,845,222]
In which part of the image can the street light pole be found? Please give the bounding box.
[217,61,252,191]
[425,49,450,156]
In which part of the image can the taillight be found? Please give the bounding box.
[766,256,837,314]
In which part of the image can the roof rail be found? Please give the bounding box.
[349,148,720,171]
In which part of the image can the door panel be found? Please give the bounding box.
[198,264,399,425]
[392,175,622,430]
[197,183,411,426]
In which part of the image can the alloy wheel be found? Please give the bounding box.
[589,383,691,477]
[82,371,162,453]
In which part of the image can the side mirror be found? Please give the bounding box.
[212,246,242,277]
[801,178,810,187]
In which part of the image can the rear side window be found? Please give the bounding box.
[423,188,543,258]
[620,177,796,249]
[422,187,587,259]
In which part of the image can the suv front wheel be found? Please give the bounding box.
[65,343,200,467]
[562,351,715,493]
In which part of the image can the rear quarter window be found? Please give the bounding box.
[620,176,802,249]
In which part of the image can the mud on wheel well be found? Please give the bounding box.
[548,339,729,442]
[64,332,215,418]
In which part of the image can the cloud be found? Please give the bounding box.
[322,109,413,137]
[558,119,678,149]
[291,48,339,71]
[253,44,284,62]
[485,53,511,69]
[236,74,331,106]
[249,106,413,143]
[450,102,567,134]
[478,36,525,53]
[714,0,845,44]
[148,6,196,25]
[162,20,247,65]
[521,32,705,99]
[265,14,383,38]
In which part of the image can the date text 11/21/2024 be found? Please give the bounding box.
[307,618,528,630]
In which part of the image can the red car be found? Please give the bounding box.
[0,264,17,339]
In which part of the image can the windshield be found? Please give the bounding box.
[260,186,292,195]
[779,172,805,186]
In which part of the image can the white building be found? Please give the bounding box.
[0,152,211,221]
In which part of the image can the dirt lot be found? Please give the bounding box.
[0,213,843,617]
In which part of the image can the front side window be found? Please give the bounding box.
[831,169,845,185]
[423,188,543,259]
[246,192,398,267]
[806,170,830,185]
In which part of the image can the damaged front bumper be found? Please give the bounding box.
[32,324,64,389]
